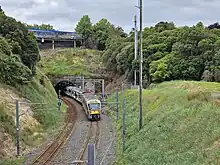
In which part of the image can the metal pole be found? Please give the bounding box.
[139,0,143,130]
[58,90,61,111]
[134,15,138,86]
[122,99,126,152]
[93,80,95,94]
[116,88,119,120]
[102,79,105,102]
[15,100,20,156]
[52,40,55,50]
[58,89,61,97]
[88,143,95,165]
[74,40,76,48]
[82,76,85,90]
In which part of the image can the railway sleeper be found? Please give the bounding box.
[72,160,88,164]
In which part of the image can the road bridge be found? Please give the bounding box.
[28,28,83,49]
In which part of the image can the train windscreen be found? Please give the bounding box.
[88,103,100,110]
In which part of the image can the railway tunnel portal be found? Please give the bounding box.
[51,75,105,98]
[54,80,75,95]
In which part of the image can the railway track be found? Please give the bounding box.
[77,121,100,165]
[32,97,77,165]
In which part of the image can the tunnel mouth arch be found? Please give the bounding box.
[55,80,75,96]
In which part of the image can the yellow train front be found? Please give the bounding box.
[82,93,101,121]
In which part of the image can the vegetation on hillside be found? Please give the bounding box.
[0,8,64,127]
[75,15,220,85]
[0,68,66,164]
[103,21,220,85]
[25,23,54,30]
[38,48,104,77]
[0,8,66,163]
[0,9,40,86]
[107,81,220,165]
[75,15,127,50]
[3,5,220,164]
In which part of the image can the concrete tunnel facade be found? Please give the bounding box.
[54,80,75,96]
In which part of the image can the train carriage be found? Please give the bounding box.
[82,93,101,120]
[65,86,83,102]
[64,86,101,120]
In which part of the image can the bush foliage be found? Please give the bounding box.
[0,9,40,86]
[103,21,220,85]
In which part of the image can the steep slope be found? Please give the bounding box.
[38,48,105,78]
[0,68,66,165]
[107,81,220,165]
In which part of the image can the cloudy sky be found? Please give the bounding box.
[1,0,219,33]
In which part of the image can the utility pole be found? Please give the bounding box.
[122,99,126,152]
[102,79,105,102]
[58,90,61,111]
[139,0,143,130]
[116,87,119,120]
[15,100,20,156]
[134,15,138,86]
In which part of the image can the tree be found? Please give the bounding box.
[0,37,32,86]
[154,21,175,32]
[25,23,54,30]
[92,18,114,50]
[0,8,39,86]
[75,15,93,47]
[208,22,220,29]
[103,20,220,84]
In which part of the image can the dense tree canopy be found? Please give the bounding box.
[75,15,93,47]
[75,15,127,50]
[103,21,220,86]
[3,8,220,87]
[25,23,54,30]
[74,16,220,85]
[0,9,39,86]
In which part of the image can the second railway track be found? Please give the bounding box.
[77,121,101,165]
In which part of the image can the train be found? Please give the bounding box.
[64,86,101,121]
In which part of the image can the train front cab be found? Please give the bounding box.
[87,100,101,121]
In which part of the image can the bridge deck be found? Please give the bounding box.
[28,28,82,40]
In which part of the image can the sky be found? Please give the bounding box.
[1,0,220,33]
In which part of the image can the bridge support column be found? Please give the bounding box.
[52,40,55,50]
[73,40,76,48]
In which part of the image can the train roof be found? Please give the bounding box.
[83,93,100,102]
[66,86,83,93]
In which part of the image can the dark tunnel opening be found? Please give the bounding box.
[54,80,75,96]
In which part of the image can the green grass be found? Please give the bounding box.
[0,103,15,137]
[38,48,103,77]
[16,68,66,131]
[107,81,220,165]
[0,157,25,165]
[1,68,67,164]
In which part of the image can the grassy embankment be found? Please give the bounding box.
[38,48,104,77]
[0,68,66,165]
[107,81,220,165]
